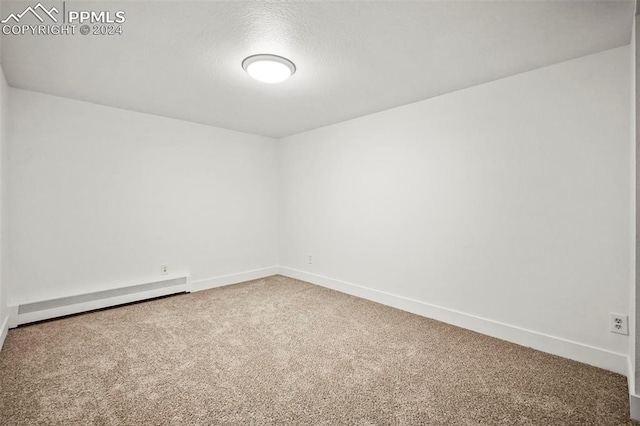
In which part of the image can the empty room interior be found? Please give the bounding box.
[2,0,640,424]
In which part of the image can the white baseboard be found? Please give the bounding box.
[628,357,639,420]
[0,314,8,352]
[4,268,279,327]
[630,393,640,421]
[7,305,18,328]
[189,266,279,292]
[278,266,628,375]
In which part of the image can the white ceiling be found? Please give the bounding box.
[1,1,635,138]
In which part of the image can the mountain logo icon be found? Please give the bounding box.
[1,3,59,24]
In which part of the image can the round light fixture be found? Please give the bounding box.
[242,54,296,84]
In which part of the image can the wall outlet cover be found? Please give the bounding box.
[610,313,628,336]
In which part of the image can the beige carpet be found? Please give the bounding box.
[0,275,635,425]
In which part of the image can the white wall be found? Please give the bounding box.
[8,89,278,304]
[0,63,8,346]
[279,46,632,369]
[635,12,640,397]
[0,0,8,347]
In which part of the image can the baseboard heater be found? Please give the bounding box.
[11,274,190,326]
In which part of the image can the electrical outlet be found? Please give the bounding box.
[307,254,313,264]
[610,313,628,335]
[161,265,169,275]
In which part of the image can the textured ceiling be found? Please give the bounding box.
[1,1,635,138]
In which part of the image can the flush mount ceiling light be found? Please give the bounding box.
[242,54,296,84]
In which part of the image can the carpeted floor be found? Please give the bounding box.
[0,275,636,425]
